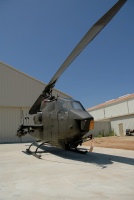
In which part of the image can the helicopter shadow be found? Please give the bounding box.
[24,145,134,168]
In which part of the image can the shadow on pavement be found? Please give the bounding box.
[23,145,134,168]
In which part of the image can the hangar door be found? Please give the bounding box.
[0,107,21,143]
[118,123,124,136]
[0,107,34,143]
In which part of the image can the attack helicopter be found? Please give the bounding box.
[17,0,127,157]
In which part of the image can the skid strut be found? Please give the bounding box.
[26,140,41,152]
[34,142,47,158]
[68,134,94,154]
[26,140,47,159]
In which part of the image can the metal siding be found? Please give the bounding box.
[0,107,36,143]
[0,107,21,142]
[89,108,104,120]
[105,102,128,118]
[87,95,134,137]
[128,99,134,114]
[0,62,45,107]
[0,62,70,107]
[89,121,111,136]
[111,115,134,136]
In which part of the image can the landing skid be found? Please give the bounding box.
[26,140,48,159]
[25,136,94,158]
[26,149,42,159]
[69,148,88,154]
[68,134,94,154]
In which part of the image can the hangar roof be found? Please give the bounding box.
[87,93,134,111]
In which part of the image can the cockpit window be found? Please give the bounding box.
[57,99,68,111]
[67,101,85,110]
[57,99,85,111]
[73,101,84,110]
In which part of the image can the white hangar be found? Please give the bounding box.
[87,94,134,136]
[0,61,70,143]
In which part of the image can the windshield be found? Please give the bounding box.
[67,101,85,110]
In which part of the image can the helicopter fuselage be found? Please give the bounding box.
[31,97,94,149]
[17,97,94,149]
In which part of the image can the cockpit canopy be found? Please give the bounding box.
[57,98,85,112]
[40,97,85,113]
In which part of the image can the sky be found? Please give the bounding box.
[0,0,134,109]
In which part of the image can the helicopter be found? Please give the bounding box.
[17,0,127,157]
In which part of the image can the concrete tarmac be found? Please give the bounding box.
[0,143,134,200]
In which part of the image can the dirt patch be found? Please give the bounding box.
[84,136,134,150]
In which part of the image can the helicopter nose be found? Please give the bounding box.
[80,119,94,131]
[70,110,94,131]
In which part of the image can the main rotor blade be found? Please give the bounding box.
[45,0,127,90]
[29,94,45,115]
[29,0,127,114]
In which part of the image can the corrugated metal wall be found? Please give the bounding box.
[111,115,134,136]
[88,96,134,136]
[105,102,128,118]
[0,107,21,143]
[89,121,111,137]
[0,107,35,143]
[89,108,105,120]
[0,62,71,143]
[128,99,134,113]
[89,99,134,121]
[0,62,70,107]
